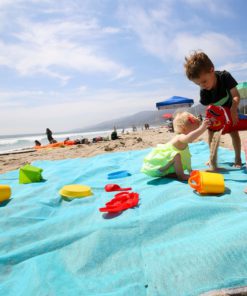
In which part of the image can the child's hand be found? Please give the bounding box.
[201,118,211,130]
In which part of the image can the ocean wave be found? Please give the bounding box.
[0,129,118,153]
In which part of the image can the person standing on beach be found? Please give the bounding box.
[46,128,57,144]
[184,51,241,169]
[111,127,121,140]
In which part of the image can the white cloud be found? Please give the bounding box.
[170,32,241,63]
[182,0,233,17]
[118,2,241,66]
[0,90,154,134]
[219,61,247,72]
[218,61,247,82]
[76,85,88,93]
[0,0,20,7]
[118,3,171,61]
[0,85,198,134]
[0,9,131,82]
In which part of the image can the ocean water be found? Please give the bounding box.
[0,129,126,153]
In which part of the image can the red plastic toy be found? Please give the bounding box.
[206,105,247,134]
[99,192,139,213]
[104,184,132,192]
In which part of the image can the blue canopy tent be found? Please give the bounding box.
[156,96,194,110]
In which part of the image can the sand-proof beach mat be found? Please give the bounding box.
[1,141,247,296]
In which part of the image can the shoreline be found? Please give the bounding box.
[0,127,246,175]
[0,149,36,156]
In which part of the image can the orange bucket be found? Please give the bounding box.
[188,170,225,195]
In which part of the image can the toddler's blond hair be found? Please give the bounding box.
[173,111,196,134]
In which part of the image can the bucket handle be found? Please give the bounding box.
[188,170,200,191]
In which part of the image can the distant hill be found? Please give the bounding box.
[73,110,162,132]
[73,104,207,132]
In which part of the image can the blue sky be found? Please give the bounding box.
[0,0,247,135]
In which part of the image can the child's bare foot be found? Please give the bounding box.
[233,158,242,168]
[178,174,190,181]
[205,167,220,172]
[205,160,218,171]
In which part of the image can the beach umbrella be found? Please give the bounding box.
[237,82,247,99]
[156,96,194,110]
[162,113,173,119]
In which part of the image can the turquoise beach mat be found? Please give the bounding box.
[1,141,247,296]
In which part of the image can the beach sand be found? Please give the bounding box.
[0,127,247,175]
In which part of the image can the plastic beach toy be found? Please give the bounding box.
[99,192,139,213]
[107,170,131,180]
[104,184,132,192]
[206,104,247,134]
[188,170,225,195]
[0,185,11,202]
[59,184,92,199]
[19,164,43,184]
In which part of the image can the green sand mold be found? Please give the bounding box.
[19,164,44,184]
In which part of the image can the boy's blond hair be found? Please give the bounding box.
[184,51,214,80]
[173,111,196,134]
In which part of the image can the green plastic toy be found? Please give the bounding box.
[19,164,43,184]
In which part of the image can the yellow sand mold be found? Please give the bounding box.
[0,185,11,202]
[59,184,92,198]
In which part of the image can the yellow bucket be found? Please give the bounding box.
[59,184,92,199]
[188,170,225,195]
[0,185,11,202]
